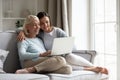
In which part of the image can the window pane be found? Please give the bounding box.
[95,0,104,23]
[105,0,116,22]
[94,24,105,53]
[105,23,116,54]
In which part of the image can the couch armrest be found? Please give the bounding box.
[72,50,96,63]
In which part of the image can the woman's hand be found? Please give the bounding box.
[17,31,26,41]
[39,50,51,57]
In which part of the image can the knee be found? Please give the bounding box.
[54,56,66,66]
[63,65,72,74]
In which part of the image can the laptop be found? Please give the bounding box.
[51,37,75,56]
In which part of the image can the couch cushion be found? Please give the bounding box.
[0,74,49,80]
[0,32,21,73]
[48,70,108,80]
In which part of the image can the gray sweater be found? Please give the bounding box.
[37,27,67,50]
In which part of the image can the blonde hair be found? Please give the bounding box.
[23,15,39,35]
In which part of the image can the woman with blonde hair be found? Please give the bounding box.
[15,15,72,74]
[17,12,108,74]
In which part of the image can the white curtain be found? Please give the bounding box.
[47,0,72,36]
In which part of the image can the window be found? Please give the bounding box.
[91,0,117,80]
[72,0,117,80]
[72,0,89,50]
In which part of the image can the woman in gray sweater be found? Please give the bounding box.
[16,15,72,74]
[17,12,108,75]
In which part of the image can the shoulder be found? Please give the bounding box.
[53,27,63,31]
[53,27,65,34]
[35,37,43,43]
[53,26,67,37]
[17,41,28,49]
[17,38,30,46]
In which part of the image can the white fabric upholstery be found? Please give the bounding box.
[48,70,108,80]
[0,74,49,80]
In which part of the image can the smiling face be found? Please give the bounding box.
[40,16,51,32]
[24,15,40,37]
[27,18,40,35]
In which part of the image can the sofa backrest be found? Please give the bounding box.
[0,32,21,73]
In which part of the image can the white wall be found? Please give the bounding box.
[37,0,48,13]
[0,0,48,31]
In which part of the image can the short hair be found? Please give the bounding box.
[23,15,39,35]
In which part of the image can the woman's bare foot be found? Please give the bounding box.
[100,68,108,74]
[15,68,29,74]
[15,67,36,74]
[84,66,108,75]
[84,66,101,73]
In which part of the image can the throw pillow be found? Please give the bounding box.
[0,49,9,73]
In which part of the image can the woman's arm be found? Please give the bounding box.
[56,27,68,37]
[17,41,40,61]
[18,40,51,60]
[17,30,26,41]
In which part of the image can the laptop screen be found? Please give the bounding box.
[51,37,75,55]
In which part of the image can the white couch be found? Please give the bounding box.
[0,32,108,80]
